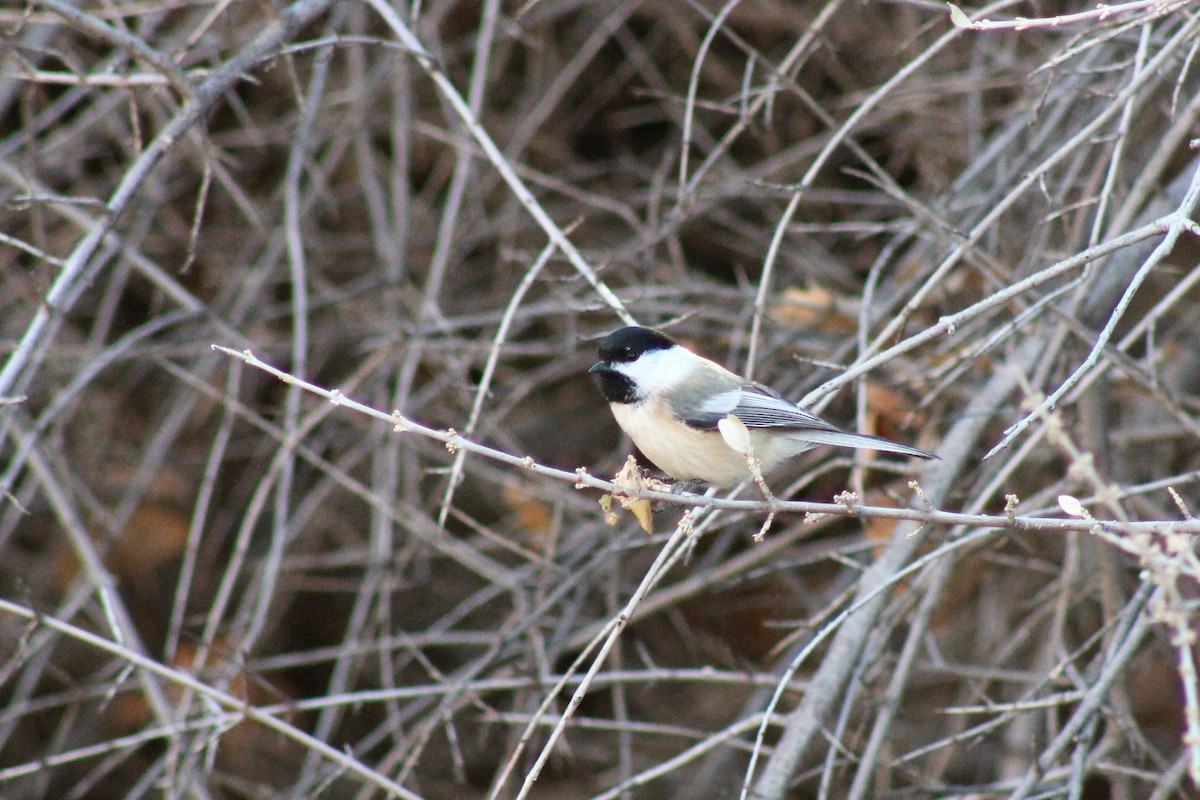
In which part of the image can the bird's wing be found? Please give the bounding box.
[681,383,842,433]
[685,383,936,459]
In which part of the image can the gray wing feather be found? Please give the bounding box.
[684,384,937,459]
[684,383,840,433]
[727,385,843,431]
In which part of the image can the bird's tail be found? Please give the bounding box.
[789,430,938,460]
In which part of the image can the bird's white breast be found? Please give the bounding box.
[610,398,806,487]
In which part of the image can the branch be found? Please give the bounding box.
[211,344,1200,537]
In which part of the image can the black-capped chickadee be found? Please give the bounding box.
[589,326,937,488]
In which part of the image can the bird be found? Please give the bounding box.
[588,325,937,488]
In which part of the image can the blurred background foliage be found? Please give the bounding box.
[1,0,1200,797]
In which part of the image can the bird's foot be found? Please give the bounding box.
[669,479,704,496]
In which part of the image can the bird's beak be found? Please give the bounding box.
[588,362,608,374]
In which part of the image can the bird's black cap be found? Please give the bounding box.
[595,326,677,364]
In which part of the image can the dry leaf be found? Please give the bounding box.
[503,481,554,535]
[768,286,857,335]
[56,503,190,593]
[601,455,659,534]
[768,286,834,328]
